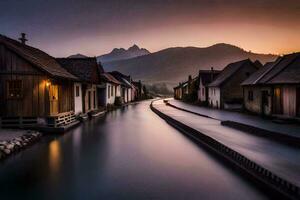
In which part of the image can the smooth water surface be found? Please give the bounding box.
[0,101,268,200]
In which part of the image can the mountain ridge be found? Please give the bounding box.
[102,43,277,87]
[97,44,150,63]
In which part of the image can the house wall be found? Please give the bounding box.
[74,83,83,114]
[58,81,74,113]
[106,83,116,105]
[0,44,50,117]
[84,84,97,113]
[198,77,206,102]
[282,85,297,117]
[222,64,258,105]
[208,87,220,108]
[243,86,272,115]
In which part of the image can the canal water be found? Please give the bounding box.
[0,101,269,200]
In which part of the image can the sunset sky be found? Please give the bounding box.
[1,0,299,57]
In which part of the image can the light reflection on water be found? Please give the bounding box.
[0,101,269,200]
[49,140,61,175]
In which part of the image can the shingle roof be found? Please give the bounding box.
[242,53,300,85]
[0,34,77,80]
[208,59,254,87]
[57,57,100,84]
[100,72,121,85]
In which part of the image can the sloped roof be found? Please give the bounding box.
[109,71,132,88]
[209,59,254,87]
[198,70,221,85]
[242,53,300,85]
[57,57,100,84]
[0,34,77,80]
[100,72,121,85]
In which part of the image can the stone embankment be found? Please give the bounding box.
[0,131,42,160]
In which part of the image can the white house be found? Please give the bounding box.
[98,72,121,106]
[197,69,220,105]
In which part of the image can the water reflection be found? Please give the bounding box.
[49,140,61,176]
[0,101,269,200]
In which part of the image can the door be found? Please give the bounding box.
[49,85,59,116]
[273,87,283,114]
[297,87,300,117]
[261,91,269,116]
[88,91,91,111]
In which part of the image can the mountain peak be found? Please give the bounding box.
[98,45,150,63]
[128,44,140,51]
[68,53,88,58]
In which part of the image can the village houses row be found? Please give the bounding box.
[174,53,300,119]
[0,34,146,130]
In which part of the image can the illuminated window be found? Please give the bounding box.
[7,80,22,99]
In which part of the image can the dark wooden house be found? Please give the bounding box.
[0,34,78,128]
[242,53,300,118]
[208,59,259,109]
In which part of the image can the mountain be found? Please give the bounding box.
[102,43,277,87]
[68,53,88,58]
[97,44,150,63]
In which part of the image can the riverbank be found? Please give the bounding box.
[167,99,300,144]
[151,99,300,200]
[0,129,42,160]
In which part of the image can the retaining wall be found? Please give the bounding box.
[151,101,300,200]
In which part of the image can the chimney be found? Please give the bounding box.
[19,33,28,45]
[188,75,192,81]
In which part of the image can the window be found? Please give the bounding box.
[111,85,114,97]
[248,90,254,101]
[108,85,110,98]
[213,88,215,95]
[115,86,117,96]
[7,80,22,99]
[75,85,80,97]
[88,91,91,110]
[202,88,205,96]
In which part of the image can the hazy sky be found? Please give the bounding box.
[1,0,299,56]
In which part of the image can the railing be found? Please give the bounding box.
[150,100,300,200]
[0,116,38,128]
[47,111,76,128]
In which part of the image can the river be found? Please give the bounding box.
[0,101,269,200]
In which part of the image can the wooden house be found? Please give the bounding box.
[197,68,220,105]
[57,57,102,115]
[173,84,183,100]
[98,72,121,106]
[242,53,300,118]
[0,34,78,128]
[208,59,259,109]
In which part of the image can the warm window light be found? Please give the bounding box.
[46,79,51,87]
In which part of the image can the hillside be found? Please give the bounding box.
[97,44,150,63]
[102,43,277,86]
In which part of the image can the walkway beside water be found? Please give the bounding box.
[168,99,300,139]
[152,100,300,187]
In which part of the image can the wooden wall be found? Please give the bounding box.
[0,44,75,117]
[222,63,258,104]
